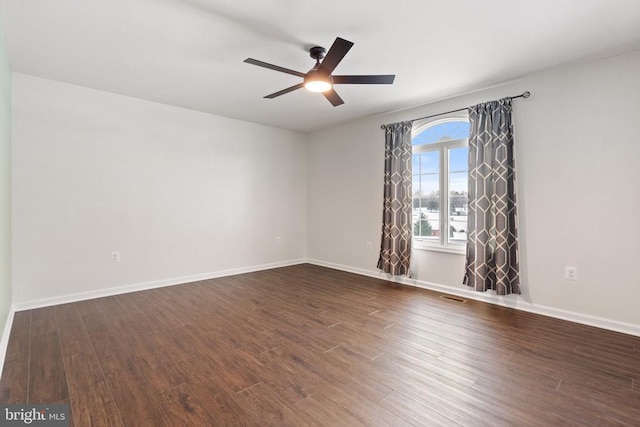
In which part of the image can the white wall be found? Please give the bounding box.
[12,73,307,305]
[308,50,640,329]
[0,24,11,335]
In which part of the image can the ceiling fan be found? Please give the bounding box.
[244,37,395,107]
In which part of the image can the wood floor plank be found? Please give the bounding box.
[325,321,390,360]
[154,383,218,427]
[207,348,266,393]
[0,310,31,403]
[55,304,124,427]
[271,344,394,403]
[235,381,309,427]
[30,306,57,337]
[293,392,367,427]
[130,356,187,393]
[379,390,463,427]
[307,386,414,427]
[375,346,480,390]
[470,377,586,426]
[183,376,254,426]
[1,264,639,426]
[257,347,318,405]
[28,331,69,404]
[100,363,170,427]
[555,379,640,425]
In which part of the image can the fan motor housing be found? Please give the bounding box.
[304,69,332,85]
[309,46,326,61]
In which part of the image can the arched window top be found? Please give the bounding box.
[412,118,469,146]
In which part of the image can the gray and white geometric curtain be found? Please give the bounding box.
[377,121,413,276]
[463,99,520,295]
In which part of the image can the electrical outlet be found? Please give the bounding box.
[565,266,577,281]
[275,237,281,246]
[367,242,373,251]
[111,251,120,263]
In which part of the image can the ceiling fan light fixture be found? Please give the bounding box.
[244,37,395,106]
[304,71,332,93]
[304,79,332,92]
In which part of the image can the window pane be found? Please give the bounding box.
[412,151,439,197]
[412,152,438,174]
[413,210,439,239]
[413,120,470,145]
[412,176,420,197]
[413,147,439,239]
[420,174,439,197]
[449,145,468,173]
[419,152,438,174]
[449,146,468,243]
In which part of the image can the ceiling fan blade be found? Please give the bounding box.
[318,37,353,74]
[244,58,305,78]
[332,75,396,85]
[264,83,304,99]
[323,89,344,107]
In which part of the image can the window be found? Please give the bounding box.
[412,113,469,253]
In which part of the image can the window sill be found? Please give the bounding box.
[413,243,466,255]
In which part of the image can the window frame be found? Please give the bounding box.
[412,112,469,255]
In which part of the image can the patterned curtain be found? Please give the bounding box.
[463,99,520,295]
[377,121,413,276]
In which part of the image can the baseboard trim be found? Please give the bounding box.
[0,304,16,380]
[307,258,640,337]
[13,259,308,312]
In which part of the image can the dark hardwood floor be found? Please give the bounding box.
[1,264,639,426]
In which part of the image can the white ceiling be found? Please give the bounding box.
[1,0,639,132]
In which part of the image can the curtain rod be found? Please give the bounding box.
[380,91,530,129]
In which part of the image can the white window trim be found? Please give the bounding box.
[412,112,469,255]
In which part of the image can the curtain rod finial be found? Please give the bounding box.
[522,91,530,98]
